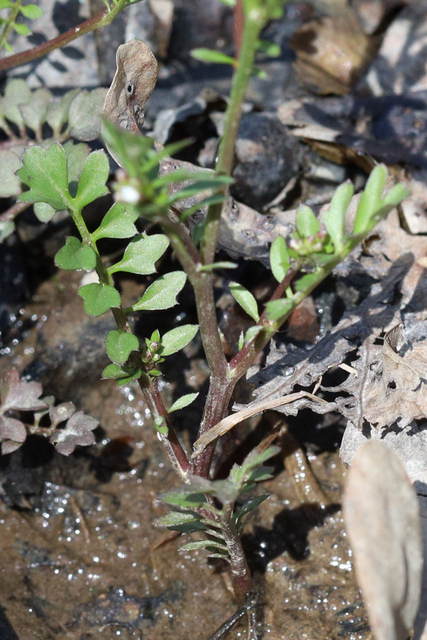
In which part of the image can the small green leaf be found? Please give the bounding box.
[296,205,320,238]
[162,491,209,509]
[168,176,233,204]
[168,393,199,413]
[105,330,139,365]
[33,202,57,223]
[20,88,51,135]
[245,325,263,344]
[238,332,244,351]
[322,181,354,252]
[229,282,259,322]
[17,143,72,210]
[234,494,269,524]
[181,539,228,552]
[108,233,169,276]
[161,324,199,356]
[353,165,388,235]
[101,363,142,384]
[179,194,226,222]
[3,79,31,128]
[154,416,168,435]
[102,119,155,178]
[131,272,187,311]
[257,39,281,56]
[294,271,321,293]
[0,1,14,8]
[150,329,160,343]
[46,88,80,135]
[55,237,97,271]
[0,220,15,242]
[154,511,202,528]
[19,3,43,18]
[381,183,410,209]
[69,88,107,141]
[92,202,138,241]
[198,261,237,272]
[270,235,290,282]
[63,140,91,187]
[265,298,293,321]
[0,148,22,197]
[171,521,210,534]
[12,22,31,35]
[78,283,121,317]
[231,445,280,487]
[191,49,237,65]
[74,150,110,209]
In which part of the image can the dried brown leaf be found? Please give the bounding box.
[289,11,377,96]
[343,440,422,640]
[51,411,98,456]
[0,415,27,453]
[0,368,47,413]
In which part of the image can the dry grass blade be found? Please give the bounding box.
[192,391,327,458]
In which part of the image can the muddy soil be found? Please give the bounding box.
[0,267,371,640]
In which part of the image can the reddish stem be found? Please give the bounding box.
[233,0,245,57]
[0,8,108,72]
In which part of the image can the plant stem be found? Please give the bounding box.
[0,200,31,224]
[201,9,263,266]
[0,0,23,53]
[69,203,190,478]
[161,212,228,379]
[190,376,235,477]
[0,0,142,72]
[220,501,253,603]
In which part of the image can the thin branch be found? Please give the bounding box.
[0,0,141,72]
[0,199,31,223]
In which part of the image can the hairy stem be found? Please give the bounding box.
[190,376,235,477]
[221,501,253,603]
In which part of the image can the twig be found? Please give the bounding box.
[0,0,141,72]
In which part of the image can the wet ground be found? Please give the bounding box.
[4,0,426,637]
[0,269,372,640]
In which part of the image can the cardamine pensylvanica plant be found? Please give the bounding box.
[10,0,409,608]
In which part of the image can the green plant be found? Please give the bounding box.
[8,0,409,622]
[0,79,109,241]
[0,0,144,71]
[0,0,43,52]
